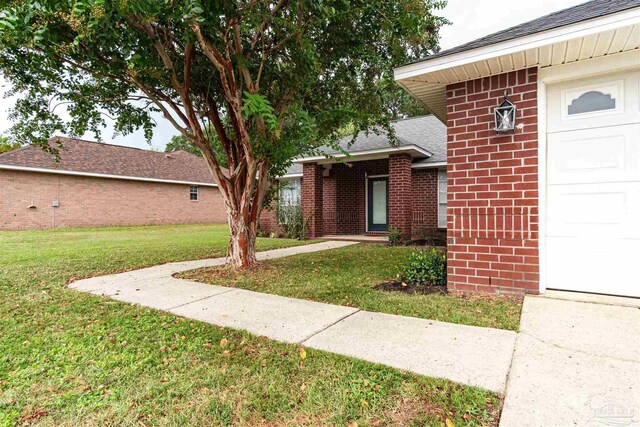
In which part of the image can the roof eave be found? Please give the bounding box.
[394,7,640,123]
[395,7,640,81]
[293,145,433,164]
[0,164,218,187]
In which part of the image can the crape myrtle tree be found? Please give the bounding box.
[0,0,447,268]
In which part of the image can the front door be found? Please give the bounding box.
[367,177,389,232]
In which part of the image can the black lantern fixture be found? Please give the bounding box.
[494,90,516,133]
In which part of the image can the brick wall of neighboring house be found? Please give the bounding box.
[0,170,227,230]
[411,168,440,240]
[446,67,539,294]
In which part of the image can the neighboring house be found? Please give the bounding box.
[394,0,640,297]
[0,137,227,229]
[260,115,448,242]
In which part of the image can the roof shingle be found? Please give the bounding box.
[0,137,216,184]
[284,115,446,175]
[413,0,640,64]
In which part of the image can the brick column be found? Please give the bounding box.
[389,154,412,241]
[302,163,323,238]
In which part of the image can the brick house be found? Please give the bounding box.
[259,115,448,242]
[0,137,227,229]
[395,0,640,297]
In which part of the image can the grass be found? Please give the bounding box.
[0,224,501,426]
[179,244,523,331]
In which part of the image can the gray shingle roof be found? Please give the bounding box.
[412,0,640,64]
[284,115,446,175]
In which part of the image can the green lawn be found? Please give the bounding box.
[0,224,501,426]
[179,244,523,331]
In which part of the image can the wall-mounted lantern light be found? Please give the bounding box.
[494,90,516,133]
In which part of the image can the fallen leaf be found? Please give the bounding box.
[445,418,455,427]
[347,422,358,427]
[298,347,307,360]
[220,338,228,348]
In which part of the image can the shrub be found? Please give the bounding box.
[400,248,447,286]
[277,203,310,240]
[388,226,402,245]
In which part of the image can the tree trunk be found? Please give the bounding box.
[226,211,258,269]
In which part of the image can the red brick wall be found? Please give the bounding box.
[389,154,413,240]
[258,205,279,235]
[334,159,388,235]
[301,163,324,238]
[322,171,337,235]
[259,160,442,240]
[0,170,227,230]
[446,67,539,294]
[411,168,439,239]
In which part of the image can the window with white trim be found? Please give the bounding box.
[437,170,447,228]
[278,178,301,223]
[189,185,199,201]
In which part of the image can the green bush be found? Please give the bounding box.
[388,226,402,245]
[400,248,447,286]
[277,203,310,240]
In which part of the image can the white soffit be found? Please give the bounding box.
[395,8,640,123]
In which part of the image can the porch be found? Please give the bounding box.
[320,234,388,243]
[300,154,443,241]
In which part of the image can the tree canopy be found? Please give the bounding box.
[0,0,447,267]
[165,125,229,168]
[0,135,21,153]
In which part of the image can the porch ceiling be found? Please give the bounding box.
[395,7,640,123]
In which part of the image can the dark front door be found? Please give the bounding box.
[367,177,389,232]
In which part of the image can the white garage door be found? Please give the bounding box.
[546,70,640,297]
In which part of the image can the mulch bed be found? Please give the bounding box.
[374,281,447,295]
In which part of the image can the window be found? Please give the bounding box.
[568,91,616,115]
[190,185,199,201]
[562,81,623,120]
[278,178,301,223]
[438,170,447,228]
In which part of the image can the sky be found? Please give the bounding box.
[0,0,587,151]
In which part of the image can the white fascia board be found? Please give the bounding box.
[0,164,219,187]
[411,161,447,169]
[294,145,432,164]
[276,174,303,180]
[394,8,640,82]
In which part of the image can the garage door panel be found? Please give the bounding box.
[546,69,640,298]
[546,238,640,297]
[547,124,640,185]
[547,70,640,133]
[547,187,626,236]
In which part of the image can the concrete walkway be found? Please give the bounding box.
[500,295,640,427]
[69,241,517,393]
